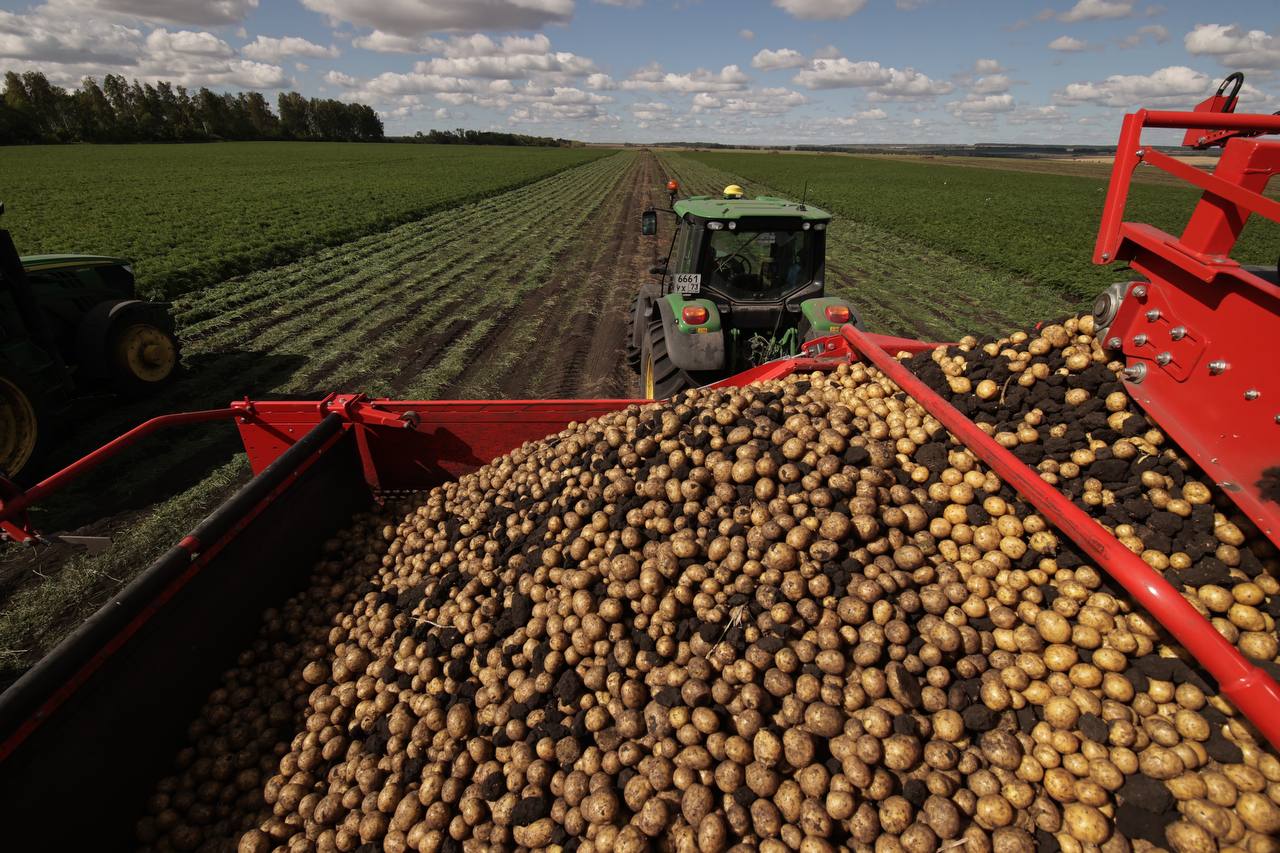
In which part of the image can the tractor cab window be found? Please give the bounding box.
[704,228,816,299]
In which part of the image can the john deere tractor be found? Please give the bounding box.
[0,204,180,481]
[627,182,861,399]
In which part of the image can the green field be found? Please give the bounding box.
[4,141,1280,680]
[683,150,1280,305]
[0,142,608,297]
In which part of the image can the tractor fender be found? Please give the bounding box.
[799,296,863,342]
[655,295,725,372]
[631,284,661,355]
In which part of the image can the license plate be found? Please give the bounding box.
[674,273,700,294]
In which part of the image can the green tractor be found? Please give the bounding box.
[0,204,180,481]
[628,182,861,399]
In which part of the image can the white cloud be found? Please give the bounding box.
[1119,24,1168,49]
[585,72,616,90]
[1185,24,1280,71]
[145,28,234,57]
[772,0,866,21]
[416,51,596,79]
[973,58,1005,74]
[629,100,670,121]
[738,29,755,40]
[351,30,444,53]
[1048,35,1087,51]
[47,0,259,27]
[0,7,143,65]
[594,0,642,5]
[946,92,1015,121]
[324,69,357,87]
[692,87,809,116]
[792,57,952,99]
[622,63,750,92]
[1059,0,1133,22]
[1007,104,1071,125]
[242,35,339,62]
[300,0,574,36]
[751,48,806,71]
[1054,65,1211,107]
[971,74,1010,94]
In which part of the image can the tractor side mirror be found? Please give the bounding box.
[641,209,657,236]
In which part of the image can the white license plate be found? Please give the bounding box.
[673,273,701,294]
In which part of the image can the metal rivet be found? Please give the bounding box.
[1132,285,1148,298]
[1274,414,1280,424]
[1145,309,1161,322]
[1208,359,1229,375]
[1156,352,1172,366]
[1170,326,1186,340]
[1107,337,1122,350]
[1245,389,1260,401]
[1133,334,1148,346]
[1101,252,1111,261]
[1123,364,1147,383]
[1136,148,1145,158]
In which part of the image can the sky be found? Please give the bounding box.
[1,0,1278,144]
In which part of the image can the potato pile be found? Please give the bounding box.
[139,314,1280,853]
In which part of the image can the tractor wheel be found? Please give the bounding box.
[79,301,181,396]
[0,368,43,481]
[640,318,703,400]
[625,308,643,372]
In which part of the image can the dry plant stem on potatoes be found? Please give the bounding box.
[138,315,1280,853]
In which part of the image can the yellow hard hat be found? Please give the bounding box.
[723,184,745,199]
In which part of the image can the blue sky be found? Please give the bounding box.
[1,0,1277,143]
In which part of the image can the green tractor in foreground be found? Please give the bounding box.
[627,183,861,399]
[0,205,180,481]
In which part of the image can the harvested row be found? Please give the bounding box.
[0,152,640,682]
[139,313,1279,853]
[656,152,1076,342]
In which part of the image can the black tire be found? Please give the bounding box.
[640,318,706,400]
[625,305,643,371]
[0,365,45,482]
[79,301,181,396]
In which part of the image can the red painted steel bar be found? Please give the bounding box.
[838,323,1280,751]
[0,407,241,528]
[1141,110,1280,132]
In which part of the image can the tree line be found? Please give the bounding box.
[409,128,577,147]
[0,70,383,144]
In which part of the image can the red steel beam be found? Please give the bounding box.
[1142,110,1280,132]
[839,324,1280,752]
[0,407,242,530]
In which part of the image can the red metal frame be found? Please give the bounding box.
[1095,107,1280,546]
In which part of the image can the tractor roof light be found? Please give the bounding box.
[667,180,679,192]
[802,222,811,230]
[682,305,709,325]
[813,222,827,231]
[825,304,851,324]
[706,221,725,230]
[727,221,736,230]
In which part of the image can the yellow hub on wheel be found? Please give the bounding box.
[0,376,37,477]
[117,323,177,384]
[643,352,656,399]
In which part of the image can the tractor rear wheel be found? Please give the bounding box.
[79,301,181,396]
[640,318,704,400]
[0,368,42,480]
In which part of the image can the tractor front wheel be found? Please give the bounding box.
[0,369,42,480]
[108,318,179,396]
[640,319,705,400]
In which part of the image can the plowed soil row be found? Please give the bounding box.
[0,150,662,680]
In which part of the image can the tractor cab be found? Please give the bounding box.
[629,183,860,399]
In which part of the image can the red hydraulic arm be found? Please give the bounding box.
[837,323,1280,752]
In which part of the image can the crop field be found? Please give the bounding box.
[0,142,608,297]
[683,149,1280,304]
[0,149,659,678]
[2,141,1276,681]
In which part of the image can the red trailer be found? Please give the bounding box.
[0,81,1279,848]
